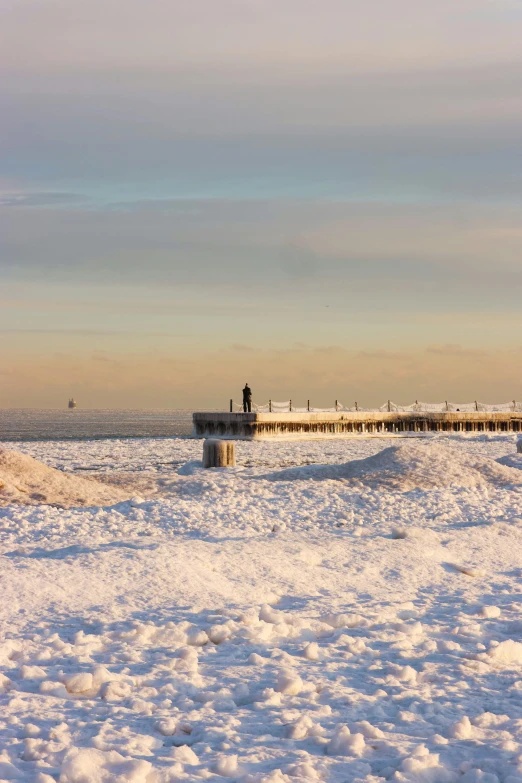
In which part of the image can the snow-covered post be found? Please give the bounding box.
[203,439,236,468]
[516,437,522,454]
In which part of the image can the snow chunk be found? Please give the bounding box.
[101,680,132,701]
[243,771,291,783]
[171,745,199,765]
[248,653,267,666]
[460,772,500,783]
[208,624,232,644]
[213,754,238,776]
[448,716,473,740]
[20,665,47,679]
[397,665,418,684]
[275,670,304,695]
[303,642,321,660]
[322,613,365,629]
[480,605,501,619]
[173,646,199,672]
[0,750,24,780]
[431,734,449,745]
[260,604,287,624]
[472,712,510,728]
[0,673,13,692]
[285,715,323,740]
[353,720,384,739]
[286,760,321,779]
[60,747,152,782]
[64,672,94,694]
[393,747,457,782]
[177,460,203,475]
[187,629,209,646]
[156,719,178,737]
[328,725,366,756]
[23,723,41,737]
[488,639,522,665]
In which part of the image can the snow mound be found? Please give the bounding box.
[266,440,522,490]
[497,453,522,470]
[0,448,131,507]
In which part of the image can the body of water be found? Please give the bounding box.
[0,409,196,441]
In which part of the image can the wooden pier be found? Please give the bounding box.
[192,411,522,440]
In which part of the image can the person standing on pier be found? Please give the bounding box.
[243,383,252,412]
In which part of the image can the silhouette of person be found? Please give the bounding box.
[243,383,252,413]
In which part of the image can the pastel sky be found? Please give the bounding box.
[1,0,522,408]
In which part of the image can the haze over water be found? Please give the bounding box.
[0,409,194,441]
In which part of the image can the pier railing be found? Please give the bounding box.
[231,399,522,413]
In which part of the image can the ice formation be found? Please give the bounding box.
[0,447,130,507]
[267,439,522,489]
[1,435,522,781]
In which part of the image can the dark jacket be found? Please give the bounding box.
[243,385,252,401]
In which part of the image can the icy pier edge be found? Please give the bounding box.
[192,411,522,440]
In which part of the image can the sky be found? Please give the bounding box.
[1,0,522,409]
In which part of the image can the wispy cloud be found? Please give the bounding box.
[0,192,86,208]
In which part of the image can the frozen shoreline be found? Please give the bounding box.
[1,436,522,782]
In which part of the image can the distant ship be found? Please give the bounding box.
[68,398,77,409]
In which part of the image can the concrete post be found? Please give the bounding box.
[517,437,522,454]
[203,439,236,468]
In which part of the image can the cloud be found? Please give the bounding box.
[2,199,521,307]
[0,192,86,208]
[230,344,256,353]
[426,344,469,356]
[279,244,319,280]
[90,352,125,368]
[356,350,407,360]
[425,345,494,362]
[2,0,521,74]
[0,328,166,336]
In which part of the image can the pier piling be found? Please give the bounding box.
[203,439,236,468]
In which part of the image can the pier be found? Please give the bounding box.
[192,411,522,440]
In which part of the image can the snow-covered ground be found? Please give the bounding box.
[2,435,522,782]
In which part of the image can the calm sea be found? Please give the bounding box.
[0,409,197,441]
